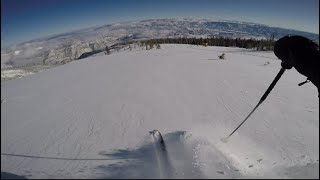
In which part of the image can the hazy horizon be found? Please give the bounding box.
[1,0,319,47]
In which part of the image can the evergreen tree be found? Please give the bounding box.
[105,45,111,55]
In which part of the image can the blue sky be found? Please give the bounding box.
[1,0,319,47]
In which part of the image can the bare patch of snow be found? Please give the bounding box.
[14,50,21,55]
[1,69,34,79]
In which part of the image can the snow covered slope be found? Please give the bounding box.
[1,44,319,179]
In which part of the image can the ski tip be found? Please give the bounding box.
[149,130,162,136]
[149,130,157,134]
[220,137,229,143]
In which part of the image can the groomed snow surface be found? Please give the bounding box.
[1,44,319,179]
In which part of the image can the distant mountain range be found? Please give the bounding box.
[1,18,319,68]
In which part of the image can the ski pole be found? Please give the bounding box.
[221,67,286,142]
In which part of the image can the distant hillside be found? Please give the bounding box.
[1,18,318,68]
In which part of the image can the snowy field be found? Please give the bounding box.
[1,65,57,82]
[1,44,319,179]
[1,69,35,81]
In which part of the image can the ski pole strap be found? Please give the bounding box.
[259,68,286,103]
[298,78,310,86]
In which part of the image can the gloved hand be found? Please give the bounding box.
[274,36,295,69]
[274,35,319,91]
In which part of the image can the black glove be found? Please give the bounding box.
[274,35,319,90]
[280,61,293,69]
[274,36,295,69]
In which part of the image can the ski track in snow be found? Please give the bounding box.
[1,44,319,179]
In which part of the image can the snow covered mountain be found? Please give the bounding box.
[1,44,319,179]
[1,18,319,68]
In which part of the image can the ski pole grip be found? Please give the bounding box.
[259,68,286,103]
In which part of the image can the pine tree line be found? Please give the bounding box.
[118,36,275,51]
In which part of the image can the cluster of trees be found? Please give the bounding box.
[78,34,276,60]
[139,41,161,50]
[78,49,104,59]
[103,35,275,56]
[108,40,161,53]
[135,36,275,51]
[105,46,111,55]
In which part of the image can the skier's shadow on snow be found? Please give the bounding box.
[96,144,161,178]
[95,131,205,179]
[1,172,28,179]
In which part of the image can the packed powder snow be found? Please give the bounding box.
[1,44,318,178]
